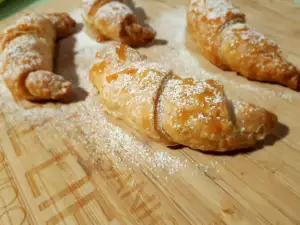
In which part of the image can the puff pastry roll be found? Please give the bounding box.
[89,42,278,152]
[0,13,76,103]
[82,0,156,46]
[187,0,300,90]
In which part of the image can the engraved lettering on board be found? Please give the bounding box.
[94,153,179,225]
[25,149,105,224]
[21,136,179,224]
[0,151,34,225]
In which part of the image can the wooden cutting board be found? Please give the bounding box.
[1,0,300,224]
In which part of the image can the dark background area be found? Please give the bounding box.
[0,0,47,20]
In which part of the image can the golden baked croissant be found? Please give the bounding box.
[82,0,156,46]
[89,42,278,152]
[0,12,76,103]
[187,0,300,90]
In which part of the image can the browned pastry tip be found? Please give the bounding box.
[122,16,156,46]
[45,12,77,39]
[231,100,278,140]
[220,23,300,90]
[159,76,278,152]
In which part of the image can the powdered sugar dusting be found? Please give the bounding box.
[82,0,133,37]
[1,5,298,182]
[0,35,46,80]
[147,5,300,102]
[189,0,243,21]
[34,97,190,178]
[0,9,205,179]
[162,77,224,108]
[0,14,55,81]
[224,22,279,52]
[96,1,132,21]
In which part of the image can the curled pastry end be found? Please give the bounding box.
[25,70,72,100]
[123,16,156,46]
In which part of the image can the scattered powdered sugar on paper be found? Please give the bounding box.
[2,4,298,181]
[0,9,205,179]
[34,97,190,179]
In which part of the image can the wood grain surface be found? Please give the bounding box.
[0,0,300,224]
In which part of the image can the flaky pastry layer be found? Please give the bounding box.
[89,42,278,152]
[187,0,300,90]
[0,13,76,102]
[82,0,156,46]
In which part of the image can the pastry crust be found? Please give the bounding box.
[82,0,156,46]
[90,42,278,152]
[0,13,76,103]
[187,0,300,90]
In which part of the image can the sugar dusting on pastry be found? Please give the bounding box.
[0,14,54,81]
[162,78,225,107]
[149,5,299,101]
[189,0,242,21]
[0,11,199,179]
[0,13,77,101]
[96,1,132,21]
[188,0,300,90]
[92,39,278,151]
[1,34,50,81]
[1,5,297,179]
[0,8,217,179]
[0,84,192,179]
[158,76,226,132]
[224,23,279,54]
